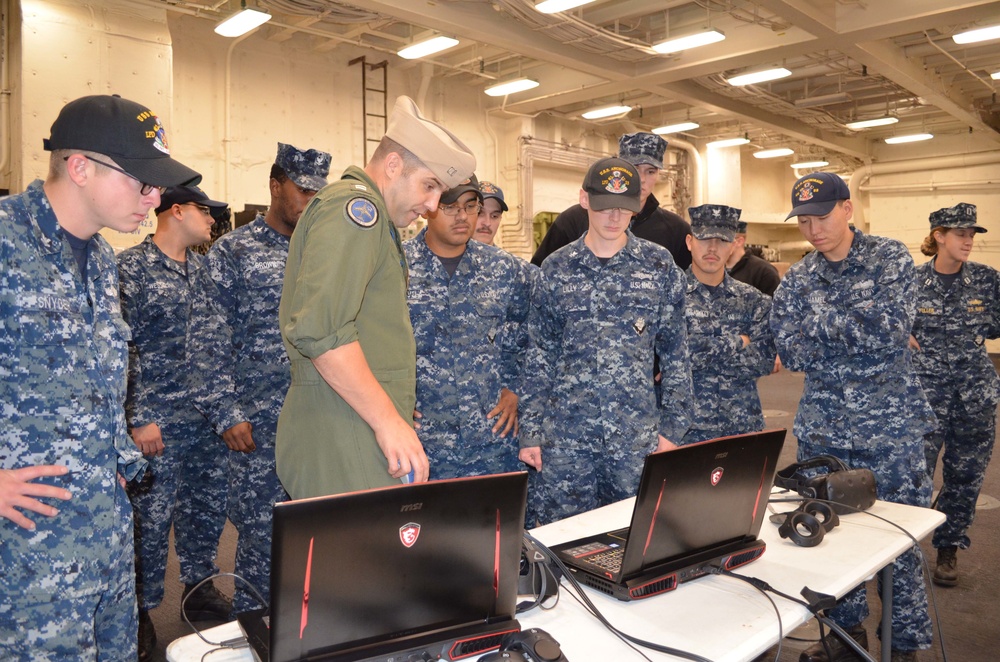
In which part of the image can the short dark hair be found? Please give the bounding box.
[371,136,423,176]
[270,163,288,183]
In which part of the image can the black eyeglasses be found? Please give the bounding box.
[66,155,166,196]
[439,200,482,217]
[182,203,213,216]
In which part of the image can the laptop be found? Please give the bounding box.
[551,429,786,601]
[238,471,528,662]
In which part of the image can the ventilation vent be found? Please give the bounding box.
[629,575,677,599]
[724,545,765,570]
[449,627,521,659]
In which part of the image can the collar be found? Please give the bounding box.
[565,230,642,269]
[632,193,660,224]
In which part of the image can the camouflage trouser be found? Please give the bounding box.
[130,416,228,610]
[534,429,654,525]
[798,441,933,652]
[0,487,137,660]
[418,418,521,480]
[923,392,997,549]
[228,415,288,614]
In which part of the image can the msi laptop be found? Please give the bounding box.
[238,471,528,662]
[551,429,786,601]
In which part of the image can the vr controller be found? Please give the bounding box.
[478,628,569,662]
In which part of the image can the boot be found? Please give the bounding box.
[932,546,958,587]
[799,624,868,662]
[181,581,233,621]
[137,609,156,662]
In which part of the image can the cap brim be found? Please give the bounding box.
[441,185,483,205]
[588,193,641,214]
[784,200,837,220]
[483,194,508,212]
[622,155,663,169]
[289,172,328,192]
[112,155,202,188]
[692,229,734,242]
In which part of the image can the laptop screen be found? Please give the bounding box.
[268,472,528,661]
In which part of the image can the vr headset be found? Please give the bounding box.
[774,455,877,515]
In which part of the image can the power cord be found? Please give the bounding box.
[181,572,267,656]
[523,532,716,662]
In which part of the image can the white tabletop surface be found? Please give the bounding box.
[167,493,944,662]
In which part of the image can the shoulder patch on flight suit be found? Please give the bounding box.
[346,197,378,228]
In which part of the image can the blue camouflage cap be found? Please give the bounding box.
[618,132,667,169]
[929,202,986,233]
[275,142,331,191]
[689,204,741,242]
[736,220,748,234]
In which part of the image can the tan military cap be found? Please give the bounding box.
[385,96,476,189]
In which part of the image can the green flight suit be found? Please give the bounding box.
[277,165,416,499]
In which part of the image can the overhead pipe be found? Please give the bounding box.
[849,150,1000,230]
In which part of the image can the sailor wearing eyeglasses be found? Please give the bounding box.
[116,184,233,653]
[403,174,532,481]
[0,94,200,660]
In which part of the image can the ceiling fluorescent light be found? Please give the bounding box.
[581,105,632,120]
[753,148,794,159]
[790,160,829,169]
[884,133,934,144]
[707,136,750,148]
[953,24,1000,44]
[485,78,539,97]
[214,5,271,37]
[793,91,852,108]
[653,121,700,135]
[652,29,725,54]
[845,116,898,130]
[725,67,791,86]
[992,71,1000,80]
[397,36,459,60]
[535,0,597,13]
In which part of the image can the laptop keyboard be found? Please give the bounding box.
[587,547,624,573]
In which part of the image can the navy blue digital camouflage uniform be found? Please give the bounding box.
[118,235,228,613]
[912,213,1000,552]
[521,232,693,525]
[1,181,146,660]
[189,214,292,613]
[404,228,531,479]
[681,271,776,444]
[770,227,936,651]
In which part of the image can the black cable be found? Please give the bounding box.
[523,532,716,662]
[181,572,266,648]
[770,492,950,662]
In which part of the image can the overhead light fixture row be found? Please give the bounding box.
[790,160,829,169]
[793,91,852,108]
[845,116,898,130]
[214,2,271,38]
[653,29,726,54]
[725,67,791,87]
[652,121,700,135]
[397,36,459,60]
[581,105,632,120]
[535,0,597,13]
[753,148,794,159]
[485,78,539,97]
[992,71,1000,80]
[952,24,1000,44]
[707,136,750,148]
[884,133,934,144]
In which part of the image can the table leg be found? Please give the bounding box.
[880,563,893,662]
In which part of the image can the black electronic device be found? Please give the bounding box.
[479,628,569,662]
[774,455,877,514]
[770,499,840,547]
[550,429,786,601]
[237,472,528,662]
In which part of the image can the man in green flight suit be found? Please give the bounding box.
[277,96,476,499]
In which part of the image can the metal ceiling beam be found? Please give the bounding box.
[653,79,871,159]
